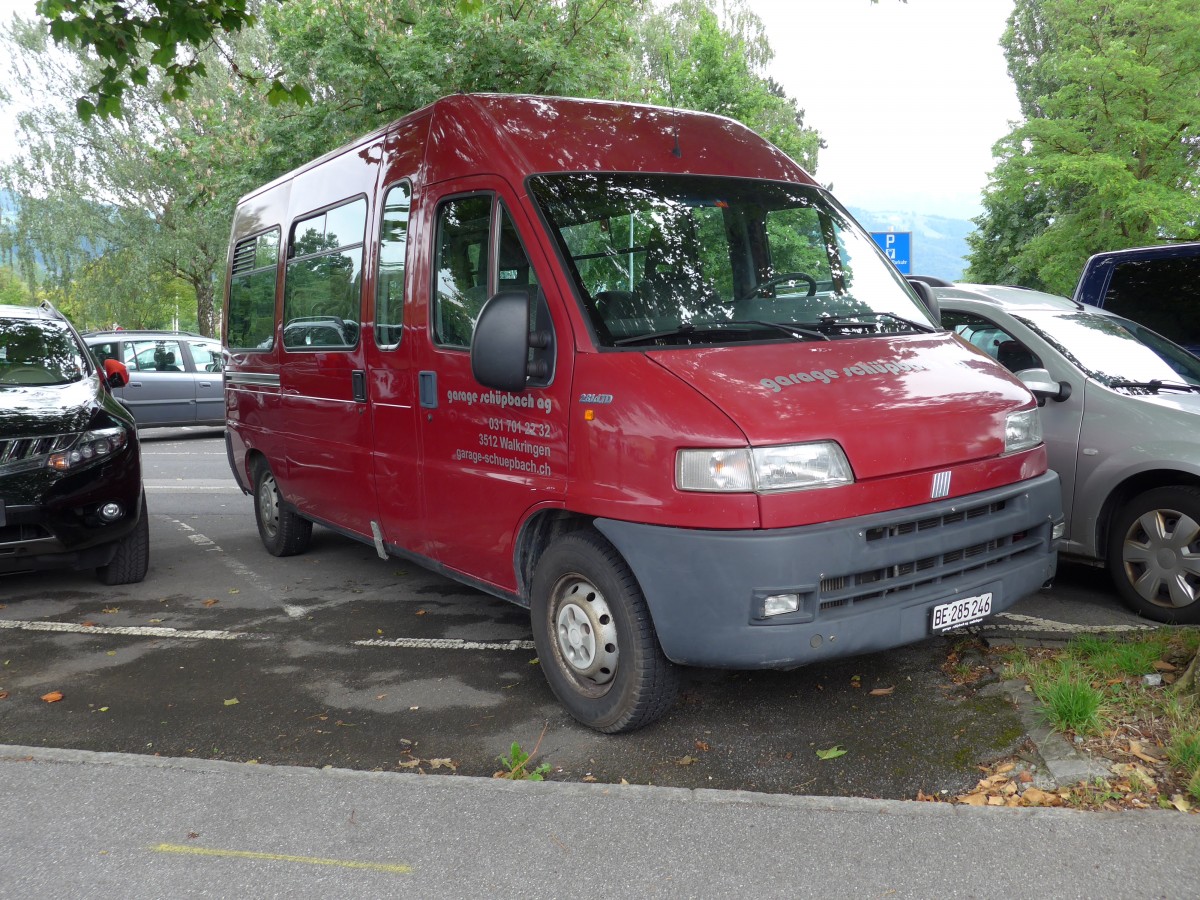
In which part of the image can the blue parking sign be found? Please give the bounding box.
[871,231,912,274]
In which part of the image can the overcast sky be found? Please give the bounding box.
[1,0,1020,219]
[750,0,1020,218]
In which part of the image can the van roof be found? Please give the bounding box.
[240,93,815,203]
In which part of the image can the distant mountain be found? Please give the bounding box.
[848,207,976,283]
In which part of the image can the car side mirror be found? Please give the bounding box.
[103,358,129,388]
[906,278,941,328]
[1017,368,1072,405]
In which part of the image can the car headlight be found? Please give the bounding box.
[1004,408,1042,453]
[677,442,853,493]
[48,426,130,471]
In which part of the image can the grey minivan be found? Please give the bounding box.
[933,283,1200,624]
[83,330,225,428]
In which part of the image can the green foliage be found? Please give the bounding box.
[34,0,306,120]
[0,267,31,305]
[1035,672,1106,735]
[967,0,1200,295]
[1168,729,1200,775]
[1068,634,1171,678]
[496,741,551,781]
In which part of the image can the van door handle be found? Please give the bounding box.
[419,371,437,408]
[352,370,367,403]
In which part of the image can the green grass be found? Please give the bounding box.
[1168,729,1200,773]
[1068,634,1170,677]
[1035,673,1106,735]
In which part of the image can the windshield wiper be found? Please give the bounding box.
[1109,379,1200,394]
[816,312,937,334]
[613,320,830,347]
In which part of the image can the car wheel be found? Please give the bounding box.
[1107,486,1200,624]
[96,495,150,586]
[253,463,312,557]
[530,530,679,733]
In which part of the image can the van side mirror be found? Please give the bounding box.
[906,278,941,328]
[1017,368,1072,405]
[471,289,533,392]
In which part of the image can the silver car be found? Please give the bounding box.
[83,331,225,428]
[932,283,1200,624]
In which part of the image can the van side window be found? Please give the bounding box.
[433,195,493,348]
[228,228,280,351]
[284,198,367,351]
[375,182,411,349]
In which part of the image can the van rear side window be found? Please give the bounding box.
[376,182,411,349]
[228,228,280,351]
[284,198,367,351]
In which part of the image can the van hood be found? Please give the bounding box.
[647,335,1035,480]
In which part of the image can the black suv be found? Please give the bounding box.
[0,303,149,584]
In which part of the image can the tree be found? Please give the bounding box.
[638,0,822,172]
[33,0,308,120]
[966,0,1200,295]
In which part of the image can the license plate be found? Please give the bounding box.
[931,592,993,632]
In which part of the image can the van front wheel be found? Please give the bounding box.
[254,465,312,557]
[530,530,679,733]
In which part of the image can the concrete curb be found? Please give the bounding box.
[0,742,1152,820]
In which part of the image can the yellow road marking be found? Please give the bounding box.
[151,843,412,874]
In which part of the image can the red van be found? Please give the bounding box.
[223,94,1063,732]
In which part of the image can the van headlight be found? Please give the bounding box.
[48,426,129,471]
[1004,409,1042,453]
[676,442,853,493]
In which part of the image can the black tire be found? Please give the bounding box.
[96,495,150,585]
[530,530,679,733]
[1107,486,1200,624]
[253,462,313,557]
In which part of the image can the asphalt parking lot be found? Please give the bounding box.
[0,428,1162,799]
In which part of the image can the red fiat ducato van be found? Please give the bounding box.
[223,94,1063,732]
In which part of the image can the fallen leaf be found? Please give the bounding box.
[582,775,598,783]
[41,691,64,703]
[202,599,219,608]
[1170,794,1192,813]
[415,609,427,616]
[816,746,848,760]
[1162,673,1177,685]
[223,698,239,706]
[428,758,455,770]
[1021,787,1059,806]
[82,621,97,627]
[695,740,710,752]
[677,755,698,766]
[986,796,1005,806]
[397,759,422,769]
[102,607,119,614]
[1128,740,1164,765]
[1151,660,1177,672]
[0,691,8,700]
[619,778,630,785]
[869,686,895,696]
[996,762,1016,774]
[1018,770,1033,784]
[956,793,987,806]
[228,589,240,594]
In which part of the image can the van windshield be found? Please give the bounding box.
[529,174,935,348]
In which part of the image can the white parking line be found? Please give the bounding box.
[0,620,250,640]
[355,638,536,651]
[983,612,1155,634]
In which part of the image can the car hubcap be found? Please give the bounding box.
[258,474,280,539]
[553,577,618,686]
[1121,508,1200,609]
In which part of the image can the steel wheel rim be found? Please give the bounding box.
[258,474,281,539]
[551,576,619,690]
[1121,506,1200,609]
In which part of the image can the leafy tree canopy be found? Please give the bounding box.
[966,0,1200,295]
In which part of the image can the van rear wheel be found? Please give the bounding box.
[253,464,312,557]
[1107,486,1200,624]
[530,530,679,733]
